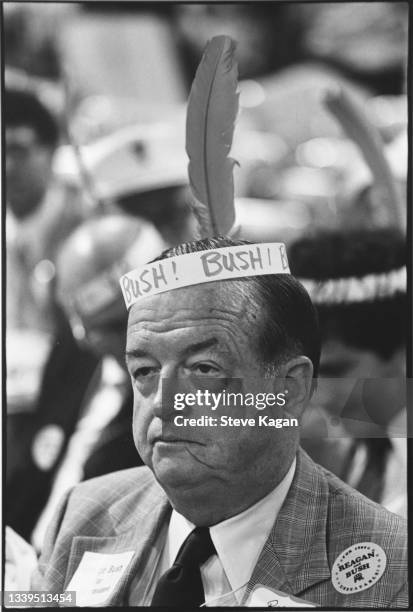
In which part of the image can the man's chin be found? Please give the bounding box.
[151,447,209,489]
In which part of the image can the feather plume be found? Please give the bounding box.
[324,87,403,228]
[186,35,239,237]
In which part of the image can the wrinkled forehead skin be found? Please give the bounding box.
[126,280,262,358]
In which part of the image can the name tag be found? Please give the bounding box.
[246,585,316,607]
[66,550,135,606]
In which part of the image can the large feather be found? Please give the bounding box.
[324,87,403,228]
[186,35,239,237]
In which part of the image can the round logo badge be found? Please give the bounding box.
[31,424,65,471]
[332,542,386,594]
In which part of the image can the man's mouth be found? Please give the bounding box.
[152,435,204,446]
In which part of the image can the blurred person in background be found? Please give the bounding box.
[6,307,99,542]
[5,85,94,541]
[289,228,407,517]
[6,87,57,223]
[5,86,85,333]
[31,215,165,551]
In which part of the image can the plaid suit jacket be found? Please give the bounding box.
[32,448,408,607]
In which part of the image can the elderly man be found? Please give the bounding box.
[32,237,407,608]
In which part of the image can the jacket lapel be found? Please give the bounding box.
[63,478,171,606]
[243,449,331,604]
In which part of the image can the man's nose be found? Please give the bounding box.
[152,376,191,421]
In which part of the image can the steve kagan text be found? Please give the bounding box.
[174,415,298,428]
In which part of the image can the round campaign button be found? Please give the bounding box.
[332,542,386,594]
[31,424,65,471]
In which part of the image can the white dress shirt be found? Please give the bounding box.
[345,410,407,518]
[143,458,296,605]
[382,410,407,518]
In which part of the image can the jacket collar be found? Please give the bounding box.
[244,448,331,602]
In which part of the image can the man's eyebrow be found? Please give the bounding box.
[125,348,149,362]
[125,338,219,364]
[182,338,219,356]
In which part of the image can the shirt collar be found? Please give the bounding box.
[167,457,296,592]
[387,409,407,461]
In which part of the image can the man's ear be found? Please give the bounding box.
[278,356,314,418]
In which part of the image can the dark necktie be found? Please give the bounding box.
[151,527,216,607]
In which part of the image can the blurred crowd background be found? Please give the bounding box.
[4,2,408,551]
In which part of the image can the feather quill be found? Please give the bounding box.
[186,35,239,237]
[323,87,403,228]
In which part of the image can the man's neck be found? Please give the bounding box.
[164,457,296,527]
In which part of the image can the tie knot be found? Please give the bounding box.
[151,527,216,606]
[175,527,216,567]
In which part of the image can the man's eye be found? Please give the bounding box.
[191,363,220,376]
[134,366,157,379]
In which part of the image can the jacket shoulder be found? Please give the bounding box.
[61,466,163,534]
[70,466,156,502]
[323,465,406,541]
[32,466,166,592]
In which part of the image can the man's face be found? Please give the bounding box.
[312,337,404,431]
[6,125,54,219]
[126,282,294,499]
[318,338,385,380]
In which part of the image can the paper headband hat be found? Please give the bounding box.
[119,243,290,309]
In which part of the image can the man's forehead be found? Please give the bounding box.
[125,283,259,363]
[127,281,249,326]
